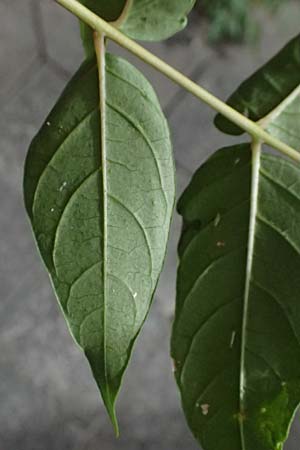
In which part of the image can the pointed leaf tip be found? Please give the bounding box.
[172,144,300,449]
[24,53,175,425]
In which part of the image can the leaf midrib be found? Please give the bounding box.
[239,139,261,450]
[94,32,114,425]
[239,81,300,447]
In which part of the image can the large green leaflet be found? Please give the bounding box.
[119,0,197,41]
[24,53,175,428]
[23,0,300,445]
[80,0,196,57]
[172,145,300,450]
[172,34,300,450]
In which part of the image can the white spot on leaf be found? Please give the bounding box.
[214,213,221,227]
[200,404,210,416]
[59,181,67,192]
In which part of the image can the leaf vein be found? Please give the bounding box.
[179,296,241,384]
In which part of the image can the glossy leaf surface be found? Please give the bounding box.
[172,144,300,450]
[215,33,300,149]
[24,54,175,428]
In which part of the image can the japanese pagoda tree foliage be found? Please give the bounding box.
[23,0,300,448]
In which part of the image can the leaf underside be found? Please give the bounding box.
[172,33,300,450]
[80,0,197,57]
[172,144,300,450]
[24,53,175,426]
[119,0,197,41]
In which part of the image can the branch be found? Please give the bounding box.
[56,0,300,163]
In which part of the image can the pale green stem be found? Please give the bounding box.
[239,138,261,449]
[56,0,300,163]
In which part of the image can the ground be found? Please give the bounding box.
[1,1,300,449]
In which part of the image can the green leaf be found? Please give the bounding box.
[80,0,196,57]
[214,33,300,148]
[171,143,300,450]
[24,53,175,430]
[119,0,197,41]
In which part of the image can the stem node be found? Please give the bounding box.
[56,0,300,163]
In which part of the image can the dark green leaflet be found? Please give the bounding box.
[80,0,126,21]
[24,53,175,429]
[80,0,197,57]
[171,144,300,450]
[215,34,300,146]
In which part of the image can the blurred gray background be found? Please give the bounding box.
[1,1,300,449]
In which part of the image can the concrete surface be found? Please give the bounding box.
[1,1,300,449]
